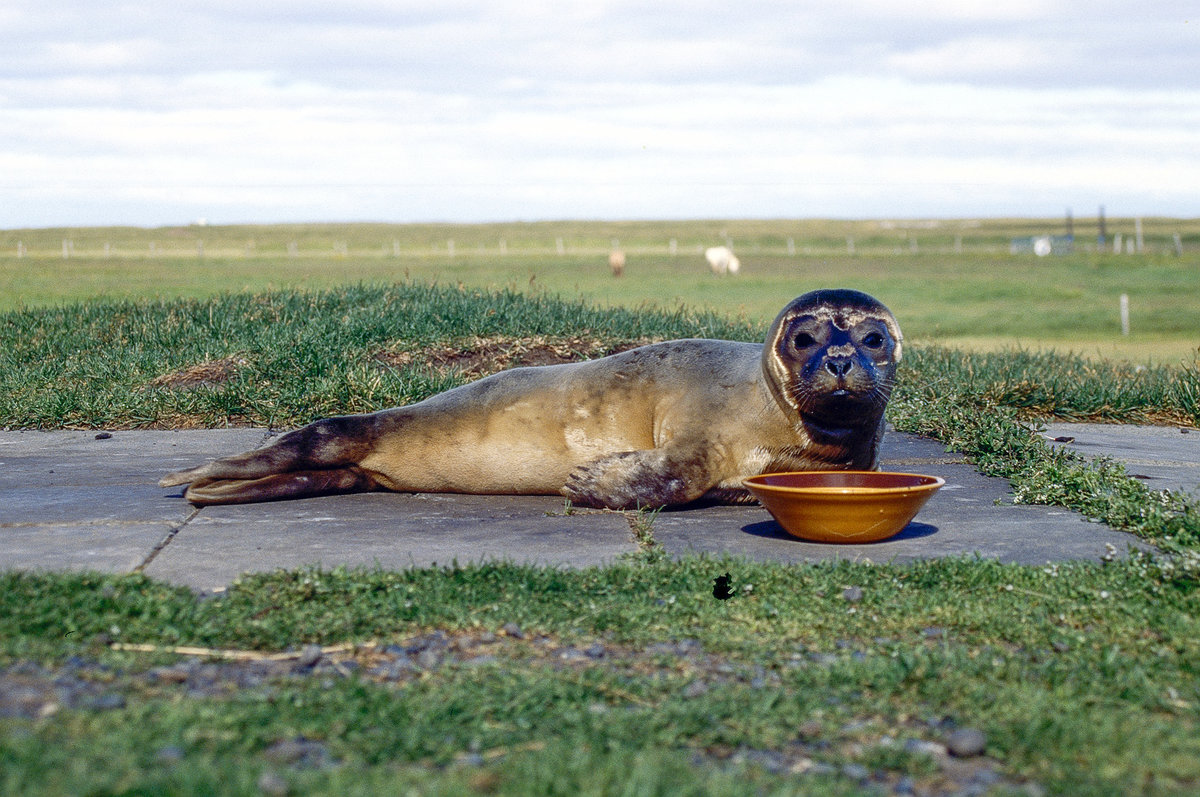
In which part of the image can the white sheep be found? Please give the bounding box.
[705,246,740,275]
[608,250,626,277]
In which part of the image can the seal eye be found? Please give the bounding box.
[794,332,817,349]
[862,332,885,349]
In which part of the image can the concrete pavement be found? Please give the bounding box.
[0,423,1191,592]
[1042,422,1200,497]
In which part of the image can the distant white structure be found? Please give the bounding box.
[704,246,740,275]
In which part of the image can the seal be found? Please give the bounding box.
[159,289,902,509]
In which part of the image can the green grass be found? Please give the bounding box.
[0,283,756,429]
[1,282,1197,430]
[2,555,1199,796]
[3,218,1199,362]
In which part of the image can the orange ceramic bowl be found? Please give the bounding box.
[742,471,945,543]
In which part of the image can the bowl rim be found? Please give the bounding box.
[743,470,946,496]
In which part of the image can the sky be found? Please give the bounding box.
[2,1,1198,228]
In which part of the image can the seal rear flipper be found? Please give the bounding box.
[181,468,379,505]
[562,448,716,510]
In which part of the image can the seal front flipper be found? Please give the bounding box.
[562,446,717,510]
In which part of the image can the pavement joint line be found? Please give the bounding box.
[134,506,203,574]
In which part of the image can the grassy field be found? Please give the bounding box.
[3,218,1198,362]
[2,555,1198,796]
[2,220,1199,795]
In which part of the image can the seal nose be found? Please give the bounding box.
[824,358,853,378]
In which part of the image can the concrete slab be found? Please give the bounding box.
[0,425,1177,590]
[143,492,636,590]
[1042,422,1200,497]
[0,523,173,575]
[0,428,270,489]
[656,441,1149,566]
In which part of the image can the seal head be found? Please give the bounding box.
[762,288,902,449]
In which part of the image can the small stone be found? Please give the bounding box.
[841,762,869,781]
[584,642,607,659]
[89,692,126,711]
[263,736,330,768]
[404,631,447,653]
[416,649,441,669]
[842,586,863,603]
[257,771,289,796]
[501,622,524,640]
[796,719,823,740]
[296,645,323,668]
[94,432,113,440]
[557,647,588,662]
[946,727,987,757]
[150,666,189,684]
[156,745,185,763]
[465,654,497,667]
[681,680,708,699]
[904,738,944,758]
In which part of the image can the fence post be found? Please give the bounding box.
[1120,294,1130,336]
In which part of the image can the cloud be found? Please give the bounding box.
[1,1,1198,225]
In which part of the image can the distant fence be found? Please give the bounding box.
[4,230,1192,260]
